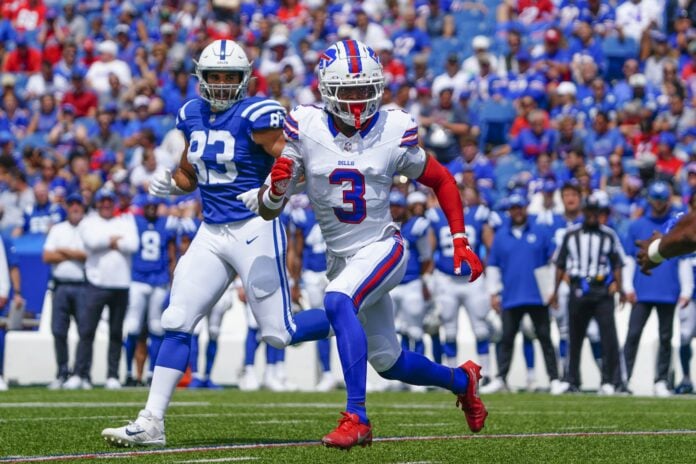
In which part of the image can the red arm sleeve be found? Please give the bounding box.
[417,155,465,235]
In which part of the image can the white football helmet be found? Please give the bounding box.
[195,39,252,111]
[317,40,384,129]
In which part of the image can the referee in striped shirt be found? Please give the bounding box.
[549,194,625,393]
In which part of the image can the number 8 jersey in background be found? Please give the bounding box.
[282,105,427,257]
[132,214,175,287]
[176,96,285,224]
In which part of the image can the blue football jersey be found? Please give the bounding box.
[24,203,65,234]
[290,207,327,273]
[132,215,175,286]
[400,215,431,284]
[176,96,286,224]
[430,205,487,276]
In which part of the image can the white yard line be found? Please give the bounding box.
[3,430,696,463]
[0,402,209,408]
[174,458,259,463]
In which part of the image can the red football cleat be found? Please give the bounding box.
[456,360,489,433]
[322,412,373,450]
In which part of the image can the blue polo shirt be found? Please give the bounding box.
[488,222,554,310]
[624,212,683,303]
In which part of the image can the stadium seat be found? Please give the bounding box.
[602,36,639,81]
[477,99,516,150]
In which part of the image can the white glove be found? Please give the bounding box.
[237,187,260,214]
[149,169,185,197]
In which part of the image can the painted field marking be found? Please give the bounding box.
[174,458,259,463]
[0,402,209,409]
[2,430,696,463]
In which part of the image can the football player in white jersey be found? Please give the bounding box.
[102,40,330,447]
[255,40,487,450]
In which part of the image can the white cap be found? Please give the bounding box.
[134,95,150,108]
[472,35,490,50]
[629,73,647,87]
[98,40,118,56]
[337,24,353,38]
[376,39,394,51]
[266,34,287,48]
[407,191,428,206]
[556,81,577,96]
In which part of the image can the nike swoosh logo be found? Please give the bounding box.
[246,236,259,245]
[125,429,146,437]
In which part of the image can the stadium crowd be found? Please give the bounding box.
[1,0,696,396]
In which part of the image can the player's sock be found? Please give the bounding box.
[290,309,330,344]
[124,334,138,377]
[414,338,425,356]
[0,329,5,376]
[680,344,692,379]
[523,337,535,369]
[559,338,568,376]
[317,338,331,372]
[205,339,218,379]
[401,334,411,351]
[443,340,457,365]
[380,350,469,394]
[190,334,200,377]
[324,292,368,424]
[431,333,442,364]
[266,345,281,365]
[590,340,602,363]
[477,339,490,375]
[145,331,191,419]
[148,334,163,376]
[244,328,260,366]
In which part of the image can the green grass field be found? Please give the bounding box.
[0,388,694,463]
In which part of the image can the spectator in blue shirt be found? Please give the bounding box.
[584,111,625,159]
[482,193,566,394]
[13,182,65,237]
[391,8,431,59]
[447,136,495,194]
[509,109,558,161]
[623,181,693,396]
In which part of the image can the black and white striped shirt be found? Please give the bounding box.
[555,224,624,281]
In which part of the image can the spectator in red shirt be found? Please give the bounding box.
[376,40,406,85]
[61,68,98,118]
[3,35,42,73]
[655,131,684,177]
[12,0,46,33]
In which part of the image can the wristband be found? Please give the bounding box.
[452,232,467,240]
[262,188,284,210]
[647,239,664,264]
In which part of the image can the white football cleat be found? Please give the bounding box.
[480,377,508,394]
[47,378,64,390]
[102,409,166,447]
[62,375,83,390]
[263,368,287,392]
[654,380,672,398]
[238,368,260,392]
[105,378,122,390]
[315,372,337,392]
[0,377,8,391]
[550,379,570,396]
[598,383,615,396]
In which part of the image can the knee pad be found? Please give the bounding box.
[247,257,281,300]
[161,306,193,333]
[406,326,424,340]
[261,334,289,349]
[367,334,401,372]
[208,325,220,341]
[124,317,141,337]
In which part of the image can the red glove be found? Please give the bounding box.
[269,157,293,198]
[453,236,483,282]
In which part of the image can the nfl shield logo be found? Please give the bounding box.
[343,141,352,152]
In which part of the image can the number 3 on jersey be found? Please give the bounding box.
[187,129,237,184]
[330,168,366,224]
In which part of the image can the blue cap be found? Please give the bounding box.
[94,188,116,202]
[516,49,531,62]
[658,131,677,149]
[459,88,472,100]
[389,191,407,207]
[542,179,557,193]
[507,192,528,208]
[648,181,670,201]
[66,192,84,205]
[61,102,76,114]
[70,67,86,79]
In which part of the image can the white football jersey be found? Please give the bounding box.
[282,105,427,257]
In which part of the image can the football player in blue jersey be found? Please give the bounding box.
[122,195,177,387]
[288,195,337,392]
[102,39,330,447]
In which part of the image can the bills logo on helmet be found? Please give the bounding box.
[367,46,380,65]
[319,48,338,69]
